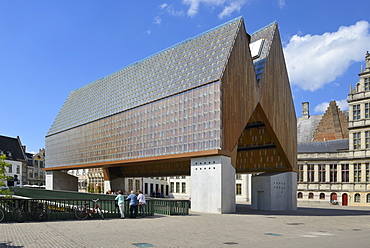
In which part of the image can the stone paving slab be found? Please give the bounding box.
[1,204,370,248]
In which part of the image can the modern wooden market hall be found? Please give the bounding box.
[45,17,297,213]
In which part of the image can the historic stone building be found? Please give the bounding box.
[297,52,370,206]
[45,17,296,213]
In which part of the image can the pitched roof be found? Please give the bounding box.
[0,135,26,162]
[298,139,349,153]
[297,114,324,143]
[250,22,277,82]
[297,101,348,143]
[47,17,244,136]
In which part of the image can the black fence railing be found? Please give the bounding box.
[0,198,154,223]
[1,191,189,222]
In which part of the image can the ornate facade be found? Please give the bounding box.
[297,52,370,206]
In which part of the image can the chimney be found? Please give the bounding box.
[302,102,309,118]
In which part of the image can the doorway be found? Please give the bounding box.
[342,193,348,206]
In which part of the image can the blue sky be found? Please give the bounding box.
[1,0,369,153]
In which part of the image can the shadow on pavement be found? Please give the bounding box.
[234,204,370,217]
[0,242,23,248]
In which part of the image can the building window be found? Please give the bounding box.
[354,193,361,203]
[367,193,370,203]
[366,131,370,148]
[236,184,242,195]
[366,163,370,182]
[16,165,20,174]
[135,179,141,191]
[297,164,304,182]
[318,164,326,182]
[308,193,314,199]
[366,82,370,91]
[307,164,314,182]
[353,132,361,150]
[170,182,174,193]
[297,192,303,199]
[319,193,325,199]
[354,163,362,182]
[236,174,242,180]
[342,164,349,182]
[353,104,361,120]
[128,179,133,191]
[8,165,12,173]
[330,164,337,182]
[182,182,186,193]
[144,183,148,194]
[176,182,180,193]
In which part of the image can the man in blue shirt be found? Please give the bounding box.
[126,190,138,218]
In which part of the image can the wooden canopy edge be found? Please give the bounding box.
[43,149,232,171]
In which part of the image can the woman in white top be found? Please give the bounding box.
[137,190,146,217]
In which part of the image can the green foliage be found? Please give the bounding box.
[88,183,94,193]
[96,185,102,193]
[0,154,11,196]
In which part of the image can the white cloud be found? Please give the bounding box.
[277,0,285,9]
[284,21,370,91]
[314,99,348,113]
[145,30,152,35]
[182,0,246,18]
[218,0,245,19]
[336,99,349,111]
[153,16,162,25]
[160,3,168,9]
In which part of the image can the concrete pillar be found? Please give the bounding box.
[104,178,125,193]
[45,171,78,191]
[102,167,125,193]
[191,155,235,214]
[251,172,297,211]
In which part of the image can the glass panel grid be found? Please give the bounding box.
[46,82,222,168]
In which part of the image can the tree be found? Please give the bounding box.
[0,154,11,196]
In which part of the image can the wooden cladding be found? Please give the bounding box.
[221,21,258,152]
[256,26,297,171]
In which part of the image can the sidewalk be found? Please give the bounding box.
[1,203,370,248]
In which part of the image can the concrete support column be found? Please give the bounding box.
[191,155,235,214]
[102,167,125,193]
[45,171,78,191]
[251,172,297,211]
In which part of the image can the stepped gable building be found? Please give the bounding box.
[297,52,370,206]
[45,17,296,213]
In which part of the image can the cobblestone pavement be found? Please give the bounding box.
[1,203,370,248]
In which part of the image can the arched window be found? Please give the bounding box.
[308,192,314,199]
[297,192,303,199]
[367,194,370,203]
[319,193,325,199]
[354,193,361,203]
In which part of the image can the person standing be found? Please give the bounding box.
[126,190,138,218]
[115,190,125,219]
[137,190,146,217]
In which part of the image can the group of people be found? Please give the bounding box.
[115,190,146,218]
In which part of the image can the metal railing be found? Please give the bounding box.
[2,187,189,222]
[150,198,190,215]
